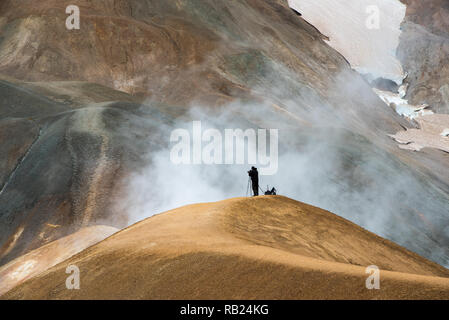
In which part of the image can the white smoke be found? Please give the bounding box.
[113,44,449,268]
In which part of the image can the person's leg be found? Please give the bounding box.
[253,183,258,196]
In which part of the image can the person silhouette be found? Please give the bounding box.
[248,167,259,196]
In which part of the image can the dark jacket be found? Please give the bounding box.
[248,168,259,184]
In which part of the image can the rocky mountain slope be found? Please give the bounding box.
[0,0,448,273]
[288,0,449,114]
[0,78,173,266]
[398,0,449,114]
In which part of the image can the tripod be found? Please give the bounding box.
[246,176,252,197]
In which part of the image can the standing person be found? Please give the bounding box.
[248,167,259,196]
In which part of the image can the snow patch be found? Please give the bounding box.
[373,88,433,120]
[288,0,406,84]
[390,114,449,153]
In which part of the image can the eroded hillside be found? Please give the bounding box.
[0,0,448,270]
[3,197,448,300]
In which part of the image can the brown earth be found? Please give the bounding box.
[3,196,448,300]
[0,0,406,131]
[0,0,334,105]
